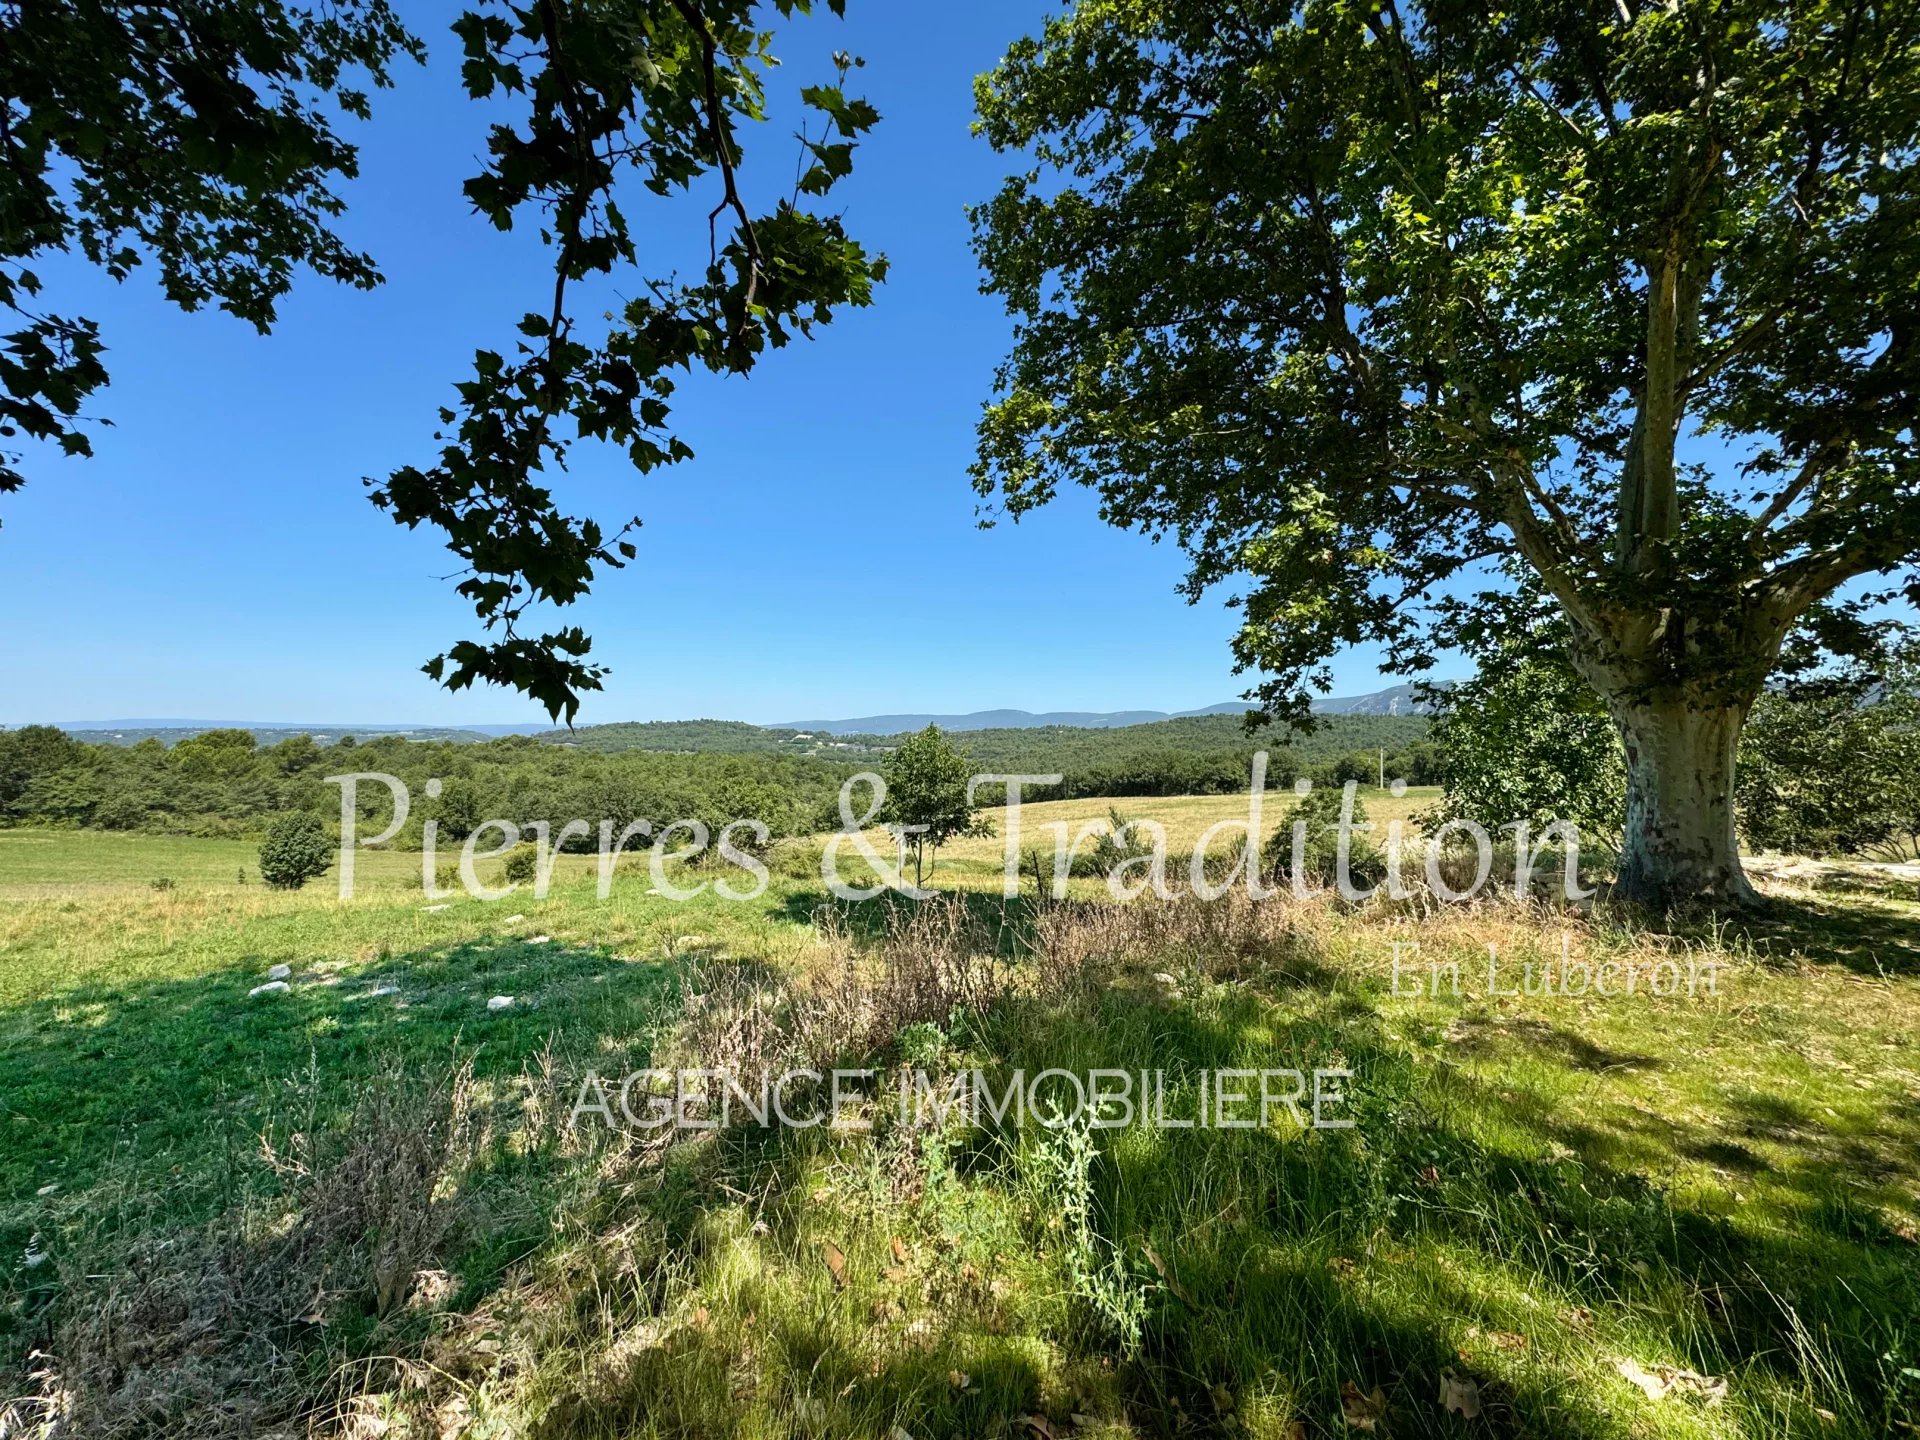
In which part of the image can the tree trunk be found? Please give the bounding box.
[1608,695,1756,909]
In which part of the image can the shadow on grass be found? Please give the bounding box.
[0,935,682,1230]
[1722,892,1920,976]
[10,892,1920,1438]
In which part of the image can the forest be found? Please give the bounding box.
[0,713,1437,841]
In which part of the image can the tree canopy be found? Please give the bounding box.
[2,0,884,720]
[972,0,1920,904]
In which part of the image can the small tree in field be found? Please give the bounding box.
[258,813,333,890]
[880,726,991,888]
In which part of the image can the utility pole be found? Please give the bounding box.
[1378,746,1385,790]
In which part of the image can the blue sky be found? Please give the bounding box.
[2,2,1411,727]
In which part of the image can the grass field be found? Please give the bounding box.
[2,823,1918,1438]
[892,787,1442,882]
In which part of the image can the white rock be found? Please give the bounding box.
[368,985,400,998]
[526,935,551,945]
[503,913,525,924]
[22,1247,47,1269]
[421,903,450,913]
[1152,972,1179,987]
[35,1183,58,1197]
[486,995,515,1012]
[249,981,291,998]
[266,963,292,981]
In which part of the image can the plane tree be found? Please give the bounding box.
[971,0,1920,907]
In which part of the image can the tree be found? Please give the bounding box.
[0,725,84,814]
[972,2,1920,908]
[1424,602,1627,847]
[4,1,884,720]
[172,728,259,778]
[1264,783,1385,891]
[879,725,990,888]
[258,812,333,889]
[1738,645,1920,859]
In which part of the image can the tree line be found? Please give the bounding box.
[0,728,850,844]
[0,714,1437,842]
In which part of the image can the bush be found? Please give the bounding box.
[503,845,539,885]
[1068,808,1160,878]
[1265,783,1385,889]
[258,813,333,890]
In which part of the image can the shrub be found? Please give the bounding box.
[1265,783,1385,890]
[503,845,539,885]
[258,813,333,890]
[1068,808,1160,878]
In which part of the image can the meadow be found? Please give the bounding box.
[2,817,1918,1439]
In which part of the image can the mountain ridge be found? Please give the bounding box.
[29,684,1436,746]
[770,683,1431,734]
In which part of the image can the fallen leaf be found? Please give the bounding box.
[891,1236,909,1264]
[882,1266,908,1283]
[1340,1380,1387,1432]
[1142,1241,1195,1304]
[1814,1408,1838,1425]
[1420,1164,1441,1186]
[1024,1416,1055,1439]
[1566,1305,1593,1329]
[1439,1371,1482,1419]
[822,1241,847,1289]
[1615,1358,1727,1406]
[889,1427,916,1440]
[1488,1329,1528,1352]
[949,1370,972,1390]
[691,1305,710,1331]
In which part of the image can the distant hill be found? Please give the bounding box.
[29,685,1438,752]
[533,718,887,757]
[1309,683,1432,716]
[770,707,1176,734]
[769,684,1435,734]
[531,709,1434,794]
[45,721,538,747]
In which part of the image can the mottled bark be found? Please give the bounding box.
[1605,693,1756,909]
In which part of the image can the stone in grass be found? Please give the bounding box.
[486,995,515,1012]
[266,963,292,981]
[421,903,450,913]
[368,985,400,998]
[249,981,291,998]
[526,935,551,945]
[503,913,525,924]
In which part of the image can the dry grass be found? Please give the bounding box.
[850,786,1440,881]
[11,1058,476,1440]
[6,825,1920,1438]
